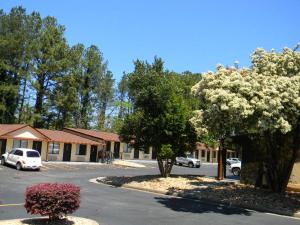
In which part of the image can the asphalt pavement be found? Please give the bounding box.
[0,162,299,225]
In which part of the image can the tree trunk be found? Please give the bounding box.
[235,132,300,193]
[261,130,300,193]
[217,138,224,180]
[18,77,27,123]
[157,158,174,178]
[33,76,45,128]
[98,102,107,129]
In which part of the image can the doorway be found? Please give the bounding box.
[0,139,7,155]
[206,150,210,162]
[114,142,120,159]
[90,145,97,162]
[152,146,157,159]
[63,143,72,161]
[134,148,139,159]
[32,141,42,154]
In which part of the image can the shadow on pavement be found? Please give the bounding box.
[20,218,75,225]
[154,196,252,216]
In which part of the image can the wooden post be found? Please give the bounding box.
[223,147,227,178]
[46,141,49,162]
[217,138,224,180]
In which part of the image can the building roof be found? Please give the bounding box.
[0,124,28,136]
[37,129,103,146]
[65,128,120,142]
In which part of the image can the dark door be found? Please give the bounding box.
[134,148,139,159]
[90,145,97,162]
[206,150,210,162]
[114,142,120,159]
[32,141,42,154]
[106,141,111,151]
[152,146,157,159]
[63,143,72,161]
[0,139,7,155]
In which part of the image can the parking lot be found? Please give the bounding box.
[0,161,299,225]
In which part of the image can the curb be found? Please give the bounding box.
[0,216,99,225]
[95,177,300,219]
[287,184,300,193]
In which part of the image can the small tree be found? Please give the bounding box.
[157,144,175,177]
[120,58,197,177]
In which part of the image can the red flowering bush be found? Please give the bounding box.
[25,183,80,220]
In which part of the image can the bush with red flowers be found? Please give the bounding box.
[24,183,80,220]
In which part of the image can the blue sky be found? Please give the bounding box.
[2,1,300,81]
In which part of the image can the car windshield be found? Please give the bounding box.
[8,150,15,154]
[26,151,40,158]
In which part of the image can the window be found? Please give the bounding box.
[49,142,60,154]
[76,144,86,155]
[14,150,23,156]
[9,150,15,154]
[201,150,206,157]
[13,140,28,148]
[27,151,40,158]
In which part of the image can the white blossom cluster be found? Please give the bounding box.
[191,47,300,136]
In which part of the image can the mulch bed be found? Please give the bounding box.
[99,175,300,215]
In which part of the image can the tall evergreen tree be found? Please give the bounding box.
[31,16,69,128]
[77,45,102,129]
[96,70,115,129]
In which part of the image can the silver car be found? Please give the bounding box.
[175,156,201,168]
[226,158,240,165]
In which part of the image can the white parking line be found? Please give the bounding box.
[0,203,24,207]
[264,212,300,220]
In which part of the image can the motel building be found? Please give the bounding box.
[0,124,154,162]
[0,124,238,163]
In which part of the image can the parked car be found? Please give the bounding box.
[229,162,241,176]
[175,156,201,168]
[226,158,240,165]
[1,148,42,171]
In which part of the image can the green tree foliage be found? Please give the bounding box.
[191,46,300,192]
[0,7,114,130]
[77,45,102,129]
[120,58,197,177]
[96,70,115,130]
[31,16,70,128]
[0,7,29,123]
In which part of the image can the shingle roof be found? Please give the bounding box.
[0,124,28,136]
[37,129,103,146]
[65,128,120,142]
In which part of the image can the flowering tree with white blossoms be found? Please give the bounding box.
[191,45,300,192]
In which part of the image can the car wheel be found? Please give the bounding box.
[16,162,22,171]
[232,167,240,176]
[1,157,5,165]
[188,162,194,168]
